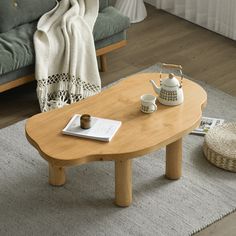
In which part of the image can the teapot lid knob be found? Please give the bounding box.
[169,73,174,79]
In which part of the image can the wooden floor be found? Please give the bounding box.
[0,4,235,235]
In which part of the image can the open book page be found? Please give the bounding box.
[62,114,122,142]
[191,116,224,135]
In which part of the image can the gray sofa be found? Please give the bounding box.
[0,0,130,93]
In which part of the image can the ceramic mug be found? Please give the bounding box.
[140,94,157,113]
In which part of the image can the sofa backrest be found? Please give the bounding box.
[99,0,109,11]
[0,0,56,33]
[0,0,109,33]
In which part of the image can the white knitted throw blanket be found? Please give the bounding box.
[34,0,101,112]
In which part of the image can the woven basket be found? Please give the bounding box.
[203,122,236,172]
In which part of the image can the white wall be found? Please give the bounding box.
[143,0,236,40]
[144,0,160,8]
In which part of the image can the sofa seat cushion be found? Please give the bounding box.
[93,7,130,41]
[0,65,34,86]
[95,31,126,50]
[0,0,56,33]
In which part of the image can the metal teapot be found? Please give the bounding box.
[150,63,184,106]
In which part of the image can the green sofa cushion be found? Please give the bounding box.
[0,22,37,75]
[0,65,34,85]
[99,0,109,11]
[0,0,56,33]
[95,31,126,50]
[94,7,130,41]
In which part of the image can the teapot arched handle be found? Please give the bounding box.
[160,63,183,88]
[162,63,182,70]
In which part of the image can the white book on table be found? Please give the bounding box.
[62,114,122,142]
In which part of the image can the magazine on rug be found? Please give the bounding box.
[62,114,122,142]
[191,116,224,135]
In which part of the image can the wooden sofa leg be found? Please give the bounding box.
[100,54,107,72]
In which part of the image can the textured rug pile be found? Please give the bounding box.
[0,65,236,236]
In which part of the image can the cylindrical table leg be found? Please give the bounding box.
[100,54,107,72]
[49,163,66,186]
[115,159,132,207]
[165,138,182,180]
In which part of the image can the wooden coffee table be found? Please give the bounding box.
[25,73,207,207]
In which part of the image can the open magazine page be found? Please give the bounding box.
[191,117,224,135]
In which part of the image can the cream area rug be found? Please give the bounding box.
[0,65,236,236]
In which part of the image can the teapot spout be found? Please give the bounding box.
[150,80,161,95]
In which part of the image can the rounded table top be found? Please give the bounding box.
[26,73,207,166]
